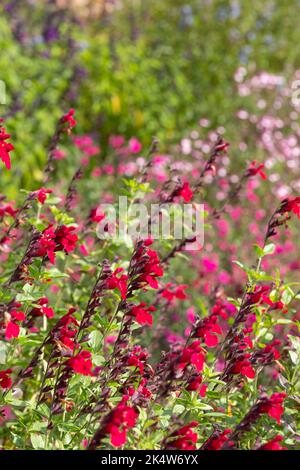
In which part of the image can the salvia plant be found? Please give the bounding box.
[0,105,299,451]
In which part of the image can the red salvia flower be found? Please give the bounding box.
[278,197,300,219]
[186,374,203,391]
[35,187,53,204]
[103,397,138,447]
[258,392,286,424]
[178,340,206,372]
[231,355,256,379]
[261,339,281,361]
[161,283,188,301]
[193,314,222,347]
[5,310,25,340]
[68,350,93,376]
[5,321,20,340]
[199,383,207,397]
[0,203,17,219]
[59,327,77,350]
[54,225,78,253]
[36,226,57,263]
[214,141,230,153]
[204,429,232,450]
[248,285,270,304]
[127,346,149,374]
[259,435,287,450]
[36,225,78,264]
[89,207,106,223]
[166,421,198,450]
[0,369,12,389]
[186,374,207,396]
[178,182,194,202]
[137,378,152,398]
[265,197,300,240]
[211,299,236,319]
[262,296,288,313]
[136,244,164,289]
[52,310,79,351]
[0,123,14,170]
[234,328,253,350]
[130,302,156,326]
[246,161,267,180]
[10,310,26,322]
[106,267,128,300]
[31,297,54,319]
[61,108,76,133]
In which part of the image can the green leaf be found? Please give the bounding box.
[289,350,299,365]
[29,422,48,432]
[93,354,105,366]
[263,243,276,255]
[200,412,229,418]
[276,319,293,325]
[30,433,46,449]
[232,260,248,272]
[254,244,265,257]
[0,341,8,364]
[281,287,294,305]
[288,335,300,353]
[173,404,185,415]
[89,330,103,351]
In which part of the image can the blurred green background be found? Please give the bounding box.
[0,0,299,196]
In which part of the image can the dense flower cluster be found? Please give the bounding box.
[0,98,299,451]
[35,225,78,264]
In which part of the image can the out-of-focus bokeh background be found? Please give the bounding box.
[0,0,300,197]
